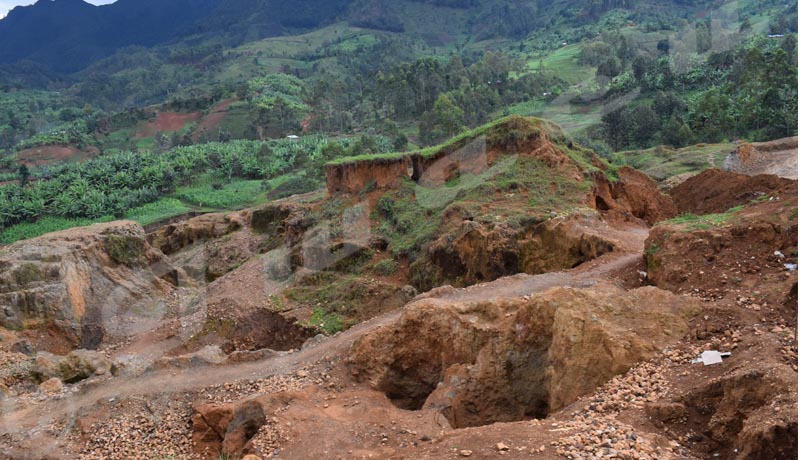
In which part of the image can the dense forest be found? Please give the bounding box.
[0,0,796,241]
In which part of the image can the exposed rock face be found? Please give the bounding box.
[668,168,797,215]
[592,166,677,225]
[0,222,178,349]
[421,212,616,288]
[324,117,581,195]
[33,349,111,383]
[349,284,696,428]
[147,211,246,255]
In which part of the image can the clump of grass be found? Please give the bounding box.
[124,198,189,225]
[373,258,399,276]
[308,308,346,335]
[175,177,264,209]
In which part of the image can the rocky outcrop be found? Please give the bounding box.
[250,202,313,251]
[149,204,314,283]
[33,349,111,383]
[147,212,246,255]
[349,284,697,428]
[0,222,179,349]
[592,166,677,224]
[418,212,616,288]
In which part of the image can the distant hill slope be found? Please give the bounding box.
[0,0,223,72]
[0,0,721,74]
[0,0,357,73]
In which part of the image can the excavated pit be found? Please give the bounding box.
[350,285,695,429]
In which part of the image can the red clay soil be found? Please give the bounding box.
[16,145,99,167]
[134,111,202,139]
[195,98,237,137]
[647,187,798,313]
[669,168,798,215]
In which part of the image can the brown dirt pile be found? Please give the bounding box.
[725,137,797,179]
[669,168,797,215]
[592,166,677,225]
[647,178,798,310]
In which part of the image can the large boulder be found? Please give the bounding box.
[147,212,246,255]
[0,221,179,349]
[33,349,111,383]
[349,284,698,428]
[192,392,296,457]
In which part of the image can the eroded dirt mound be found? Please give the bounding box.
[325,117,587,195]
[649,326,798,460]
[0,221,179,350]
[669,168,797,215]
[646,194,798,310]
[349,283,697,428]
[592,166,677,225]
[422,211,617,287]
[324,156,412,194]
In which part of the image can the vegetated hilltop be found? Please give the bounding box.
[0,0,795,157]
[0,113,796,460]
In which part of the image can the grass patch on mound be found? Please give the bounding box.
[373,179,445,257]
[660,205,745,231]
[285,271,406,334]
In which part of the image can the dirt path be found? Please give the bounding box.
[1,221,651,456]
